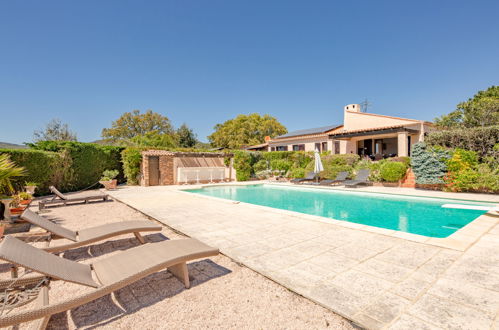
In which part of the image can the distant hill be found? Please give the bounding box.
[0,142,27,149]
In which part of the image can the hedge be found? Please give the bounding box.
[425,125,499,159]
[233,150,315,181]
[1,142,124,194]
[121,147,143,185]
[0,149,65,195]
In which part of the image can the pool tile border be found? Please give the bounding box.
[178,182,499,252]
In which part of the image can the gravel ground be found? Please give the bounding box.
[5,190,355,329]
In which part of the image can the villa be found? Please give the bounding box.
[248,104,435,158]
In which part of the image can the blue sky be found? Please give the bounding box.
[1,0,498,144]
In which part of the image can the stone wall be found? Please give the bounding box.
[159,155,174,185]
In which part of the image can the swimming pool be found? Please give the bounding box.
[186,184,493,238]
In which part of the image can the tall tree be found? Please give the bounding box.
[435,86,499,128]
[102,110,174,141]
[208,114,287,149]
[33,118,77,142]
[130,131,178,148]
[177,124,198,148]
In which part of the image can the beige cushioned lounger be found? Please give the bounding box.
[0,235,218,329]
[20,209,162,253]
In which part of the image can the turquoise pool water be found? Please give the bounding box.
[186,184,493,238]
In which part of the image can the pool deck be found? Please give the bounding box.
[106,184,499,329]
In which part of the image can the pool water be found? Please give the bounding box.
[186,184,493,238]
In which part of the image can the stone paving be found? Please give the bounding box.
[107,185,499,329]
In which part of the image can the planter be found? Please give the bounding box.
[20,199,32,205]
[25,186,37,195]
[0,198,13,221]
[0,225,4,237]
[100,179,118,190]
[415,184,444,191]
[381,182,400,187]
[10,207,25,216]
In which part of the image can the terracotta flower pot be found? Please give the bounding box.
[20,199,32,205]
[0,225,5,237]
[99,179,118,190]
[10,207,25,215]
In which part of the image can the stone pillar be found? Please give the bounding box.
[397,131,409,157]
[142,155,149,186]
[159,155,175,185]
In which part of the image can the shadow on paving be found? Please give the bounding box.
[47,259,230,329]
[62,233,171,261]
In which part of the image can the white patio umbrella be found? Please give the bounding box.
[313,149,324,181]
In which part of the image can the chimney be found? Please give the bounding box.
[344,104,361,113]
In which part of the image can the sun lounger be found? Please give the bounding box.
[343,169,370,188]
[19,209,162,253]
[38,186,109,210]
[290,172,317,184]
[319,171,349,186]
[0,235,219,329]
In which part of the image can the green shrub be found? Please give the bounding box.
[354,158,386,182]
[270,159,292,172]
[305,155,356,179]
[411,142,450,184]
[233,150,253,181]
[29,141,124,191]
[443,148,498,193]
[326,154,360,166]
[288,152,313,168]
[321,165,353,180]
[426,125,499,159]
[475,164,499,192]
[121,147,143,185]
[288,167,306,179]
[255,169,273,179]
[0,149,66,195]
[253,159,269,173]
[380,161,408,182]
[389,156,411,167]
[446,149,478,173]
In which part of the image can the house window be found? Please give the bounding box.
[276,146,288,151]
[322,142,328,151]
[271,147,276,151]
[292,144,305,151]
[334,141,340,154]
[314,143,321,152]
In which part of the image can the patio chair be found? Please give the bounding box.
[38,186,109,210]
[343,169,370,188]
[19,209,162,253]
[0,235,219,329]
[319,171,349,186]
[290,172,317,184]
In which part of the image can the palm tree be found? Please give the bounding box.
[0,154,26,196]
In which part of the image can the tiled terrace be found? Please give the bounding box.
[107,184,499,329]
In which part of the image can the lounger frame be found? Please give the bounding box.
[38,186,109,210]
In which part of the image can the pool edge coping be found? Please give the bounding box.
[177,182,499,252]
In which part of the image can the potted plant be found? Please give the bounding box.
[18,192,33,205]
[99,169,119,190]
[0,155,25,221]
[24,182,38,195]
